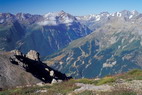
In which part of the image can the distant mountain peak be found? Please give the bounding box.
[77,10,140,25]
[131,10,139,15]
[59,10,66,14]
[44,10,68,18]
[38,11,77,26]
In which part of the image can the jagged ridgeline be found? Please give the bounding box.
[46,10,142,78]
[1,10,142,79]
[0,11,92,56]
[0,50,71,89]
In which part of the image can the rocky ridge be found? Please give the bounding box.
[0,50,71,89]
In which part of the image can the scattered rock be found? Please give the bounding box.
[36,82,44,86]
[45,68,49,71]
[57,80,63,83]
[36,89,47,93]
[113,80,142,93]
[26,84,32,87]
[115,79,125,83]
[94,78,100,81]
[51,79,58,84]
[26,50,40,61]
[50,70,54,77]
[42,78,45,81]
[74,83,112,93]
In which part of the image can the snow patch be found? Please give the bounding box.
[118,45,121,49]
[0,19,4,23]
[21,13,25,19]
[121,38,125,43]
[111,13,115,16]
[116,12,122,17]
[103,61,116,68]
[62,16,73,24]
[82,61,85,64]
[66,57,71,62]
[95,15,101,21]
[38,11,74,26]
[129,37,135,43]
[59,61,63,65]
[107,14,110,17]
[38,20,57,26]
[129,15,133,19]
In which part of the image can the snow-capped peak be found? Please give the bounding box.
[109,10,139,19]
[116,12,122,17]
[77,12,110,22]
[131,10,138,15]
[38,11,76,26]
[16,13,26,20]
[95,15,101,21]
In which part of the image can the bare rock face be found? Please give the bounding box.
[10,50,24,67]
[10,50,23,56]
[26,50,40,61]
[0,50,71,89]
[0,51,41,89]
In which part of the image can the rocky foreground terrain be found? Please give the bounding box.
[0,50,71,89]
[0,69,142,95]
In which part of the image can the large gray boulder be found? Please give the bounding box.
[26,50,40,61]
[51,79,58,84]
[50,70,55,77]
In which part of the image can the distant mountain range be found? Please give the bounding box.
[45,10,142,78]
[0,11,92,56]
[1,10,142,79]
[76,10,139,31]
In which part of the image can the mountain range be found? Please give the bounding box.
[0,11,91,56]
[45,10,142,78]
[1,10,142,79]
[76,10,139,31]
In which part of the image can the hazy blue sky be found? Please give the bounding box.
[0,0,141,16]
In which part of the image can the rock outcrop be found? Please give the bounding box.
[26,50,40,61]
[0,50,71,89]
[10,50,23,56]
